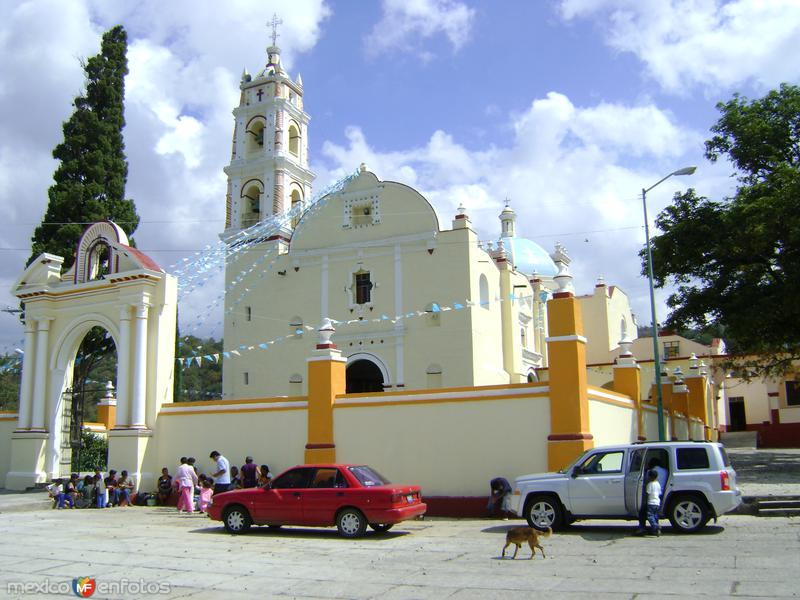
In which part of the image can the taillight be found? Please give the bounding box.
[720,471,730,491]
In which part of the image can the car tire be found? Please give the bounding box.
[369,523,394,533]
[336,508,367,538]
[667,494,709,533]
[223,506,252,534]
[525,494,564,530]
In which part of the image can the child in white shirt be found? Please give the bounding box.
[646,469,662,537]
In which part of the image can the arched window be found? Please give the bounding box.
[245,117,266,155]
[87,242,111,281]
[290,187,303,228]
[479,274,489,308]
[288,122,300,156]
[241,180,263,228]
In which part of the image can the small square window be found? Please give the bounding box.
[663,341,680,359]
[354,272,372,305]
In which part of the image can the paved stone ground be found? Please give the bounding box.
[0,502,798,600]
[727,448,800,497]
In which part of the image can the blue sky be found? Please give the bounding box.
[1,0,799,353]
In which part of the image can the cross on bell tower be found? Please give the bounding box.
[269,13,283,47]
[222,17,315,235]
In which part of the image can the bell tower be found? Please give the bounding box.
[223,15,315,236]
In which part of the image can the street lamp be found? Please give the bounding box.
[643,166,696,441]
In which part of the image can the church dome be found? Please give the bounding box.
[506,237,558,277]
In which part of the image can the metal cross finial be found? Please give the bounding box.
[269,13,283,46]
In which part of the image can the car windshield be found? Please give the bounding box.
[348,466,391,487]
[558,451,591,474]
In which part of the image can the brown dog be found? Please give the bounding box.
[501,526,552,559]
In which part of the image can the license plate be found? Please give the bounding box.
[406,494,414,503]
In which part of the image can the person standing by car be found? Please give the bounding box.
[240,456,258,488]
[636,458,668,535]
[209,451,231,494]
[645,469,663,536]
[487,477,512,518]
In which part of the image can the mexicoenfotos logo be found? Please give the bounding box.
[72,577,96,598]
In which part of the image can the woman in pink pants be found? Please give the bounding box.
[175,457,198,513]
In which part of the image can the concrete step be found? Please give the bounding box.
[755,497,800,516]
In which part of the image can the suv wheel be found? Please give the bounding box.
[525,494,564,530]
[667,495,709,533]
[223,506,252,534]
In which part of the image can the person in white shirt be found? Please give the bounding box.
[175,456,198,513]
[645,469,663,537]
[210,451,231,494]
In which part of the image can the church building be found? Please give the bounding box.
[219,39,638,399]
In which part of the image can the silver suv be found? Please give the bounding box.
[507,441,742,533]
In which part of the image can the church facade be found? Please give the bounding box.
[219,42,638,399]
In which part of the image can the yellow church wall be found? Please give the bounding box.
[587,389,637,446]
[579,284,637,365]
[333,385,550,496]
[154,401,308,480]
[0,414,16,487]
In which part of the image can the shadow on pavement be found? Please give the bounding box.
[481,522,725,540]
[188,524,411,540]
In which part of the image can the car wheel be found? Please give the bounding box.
[336,508,367,538]
[525,494,564,530]
[369,523,394,533]
[223,506,252,534]
[667,495,709,533]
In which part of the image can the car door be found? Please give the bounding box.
[301,468,349,525]
[252,467,314,524]
[568,449,627,515]
[624,447,646,515]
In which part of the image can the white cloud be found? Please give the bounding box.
[365,0,475,58]
[559,0,800,94]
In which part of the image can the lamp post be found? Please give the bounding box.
[643,166,696,441]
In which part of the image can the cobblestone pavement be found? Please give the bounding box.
[0,501,798,600]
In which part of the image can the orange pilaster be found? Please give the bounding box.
[685,375,708,440]
[305,346,346,463]
[546,293,593,471]
[613,362,642,440]
[672,388,690,439]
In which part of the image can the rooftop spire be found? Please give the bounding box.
[269,13,283,48]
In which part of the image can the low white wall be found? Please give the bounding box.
[0,415,17,488]
[642,407,660,441]
[588,390,636,447]
[151,400,308,487]
[673,414,689,440]
[334,387,551,497]
[779,406,800,424]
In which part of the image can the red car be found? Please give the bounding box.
[206,464,427,537]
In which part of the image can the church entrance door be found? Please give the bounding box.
[346,360,384,393]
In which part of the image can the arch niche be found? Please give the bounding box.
[6,221,177,492]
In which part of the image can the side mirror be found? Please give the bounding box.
[571,468,581,478]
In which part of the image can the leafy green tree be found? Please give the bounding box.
[28,25,138,269]
[176,336,223,402]
[0,355,21,412]
[648,84,800,377]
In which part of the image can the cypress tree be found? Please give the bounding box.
[28,25,139,269]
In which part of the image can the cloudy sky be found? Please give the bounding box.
[1,0,799,354]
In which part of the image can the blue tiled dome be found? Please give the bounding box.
[506,237,558,277]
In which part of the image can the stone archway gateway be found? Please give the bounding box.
[5,222,177,491]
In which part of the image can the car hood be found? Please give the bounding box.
[514,471,568,485]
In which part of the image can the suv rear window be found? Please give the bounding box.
[676,448,710,470]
